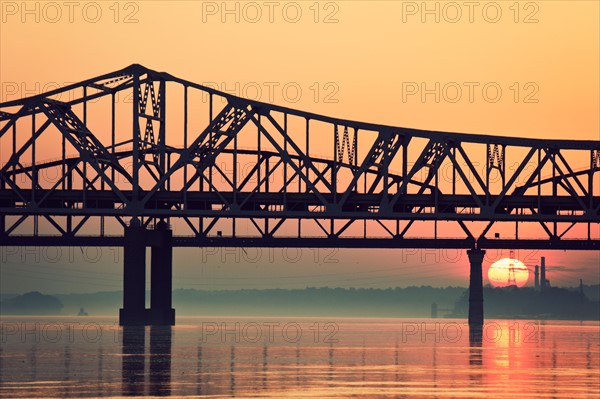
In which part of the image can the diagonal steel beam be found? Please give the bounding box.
[250,113,330,206]
[40,101,132,204]
[262,113,334,193]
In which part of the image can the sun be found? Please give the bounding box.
[488,258,530,288]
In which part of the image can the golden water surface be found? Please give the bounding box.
[0,317,598,398]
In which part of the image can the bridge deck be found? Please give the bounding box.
[0,189,597,222]
[1,235,598,250]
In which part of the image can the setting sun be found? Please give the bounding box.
[488,258,530,288]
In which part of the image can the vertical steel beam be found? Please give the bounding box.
[132,72,141,211]
[184,86,188,209]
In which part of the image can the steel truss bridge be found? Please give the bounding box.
[1,64,599,325]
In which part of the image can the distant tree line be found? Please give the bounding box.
[1,285,598,320]
[452,286,599,320]
[0,292,64,315]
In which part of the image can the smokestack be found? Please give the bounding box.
[540,257,546,290]
[431,303,438,319]
[534,265,540,289]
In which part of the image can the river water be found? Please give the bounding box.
[0,316,598,398]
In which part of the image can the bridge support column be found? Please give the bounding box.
[467,248,485,327]
[119,224,147,326]
[148,222,175,326]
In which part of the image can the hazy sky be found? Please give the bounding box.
[0,1,599,293]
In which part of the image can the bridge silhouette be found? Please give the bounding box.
[1,64,599,326]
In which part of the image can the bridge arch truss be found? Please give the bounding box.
[1,64,599,250]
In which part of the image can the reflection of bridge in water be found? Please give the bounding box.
[0,320,596,397]
[1,65,599,326]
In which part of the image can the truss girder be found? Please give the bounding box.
[0,64,599,248]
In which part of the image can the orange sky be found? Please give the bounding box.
[0,1,598,292]
[1,1,599,138]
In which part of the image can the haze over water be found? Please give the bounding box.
[0,317,598,398]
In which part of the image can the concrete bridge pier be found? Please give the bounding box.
[467,248,485,327]
[119,220,175,326]
[148,221,175,326]
[119,222,147,326]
